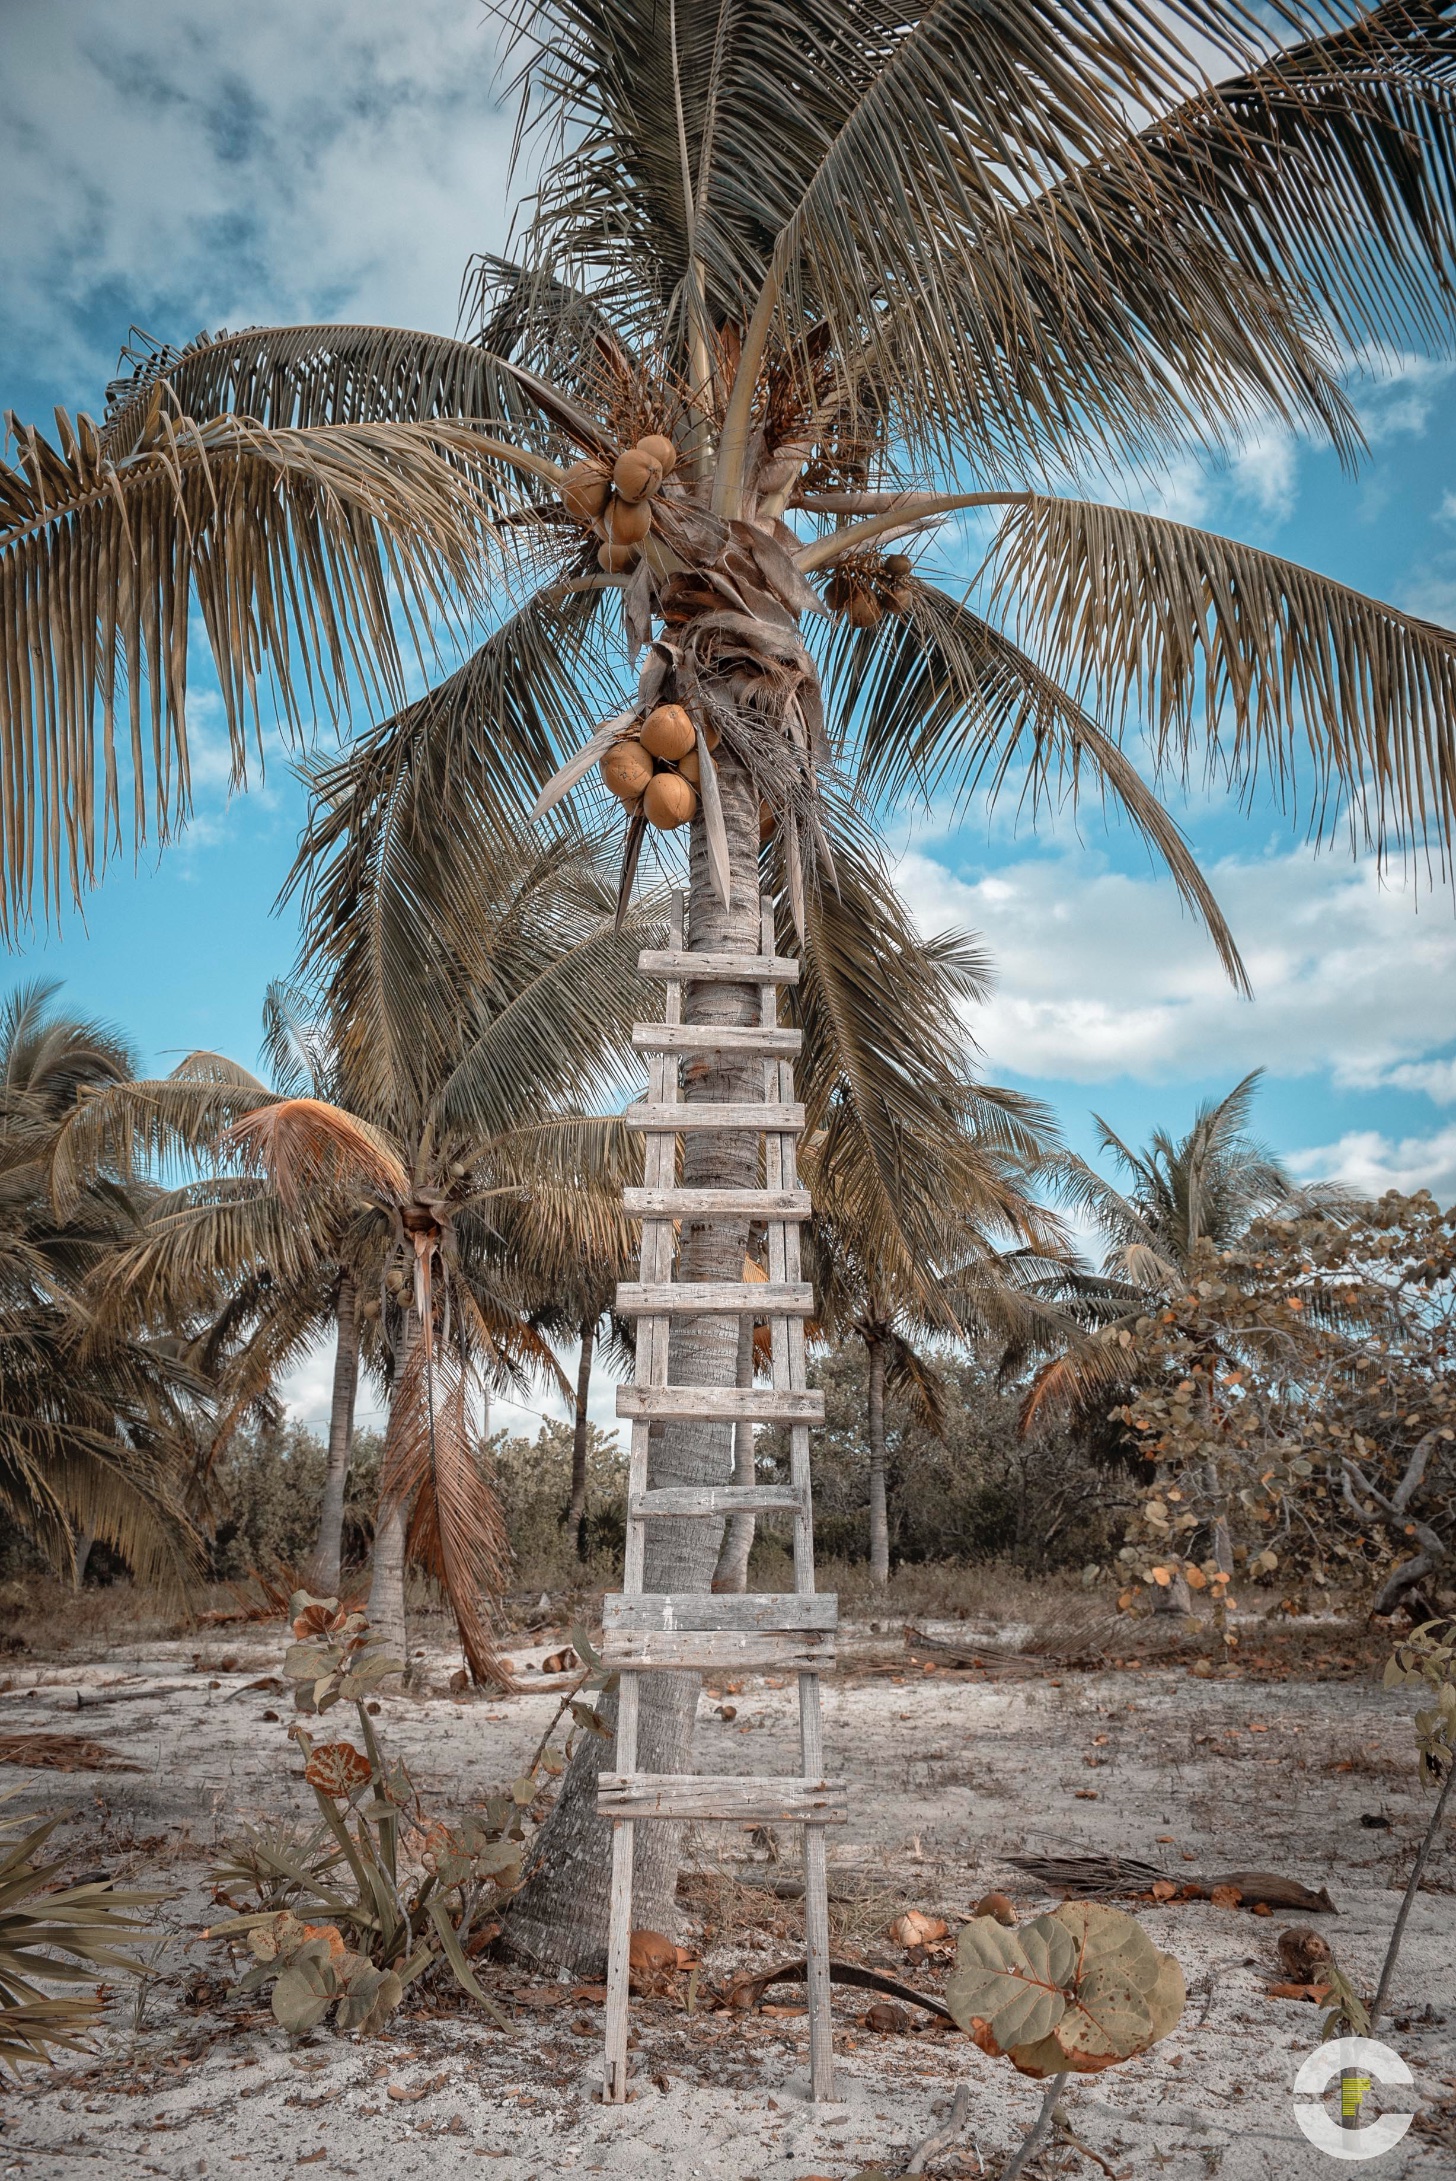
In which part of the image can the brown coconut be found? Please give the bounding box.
[640,702,696,761]
[643,771,697,830]
[600,740,654,801]
[883,553,914,579]
[636,431,677,477]
[676,747,701,786]
[561,461,610,524]
[603,495,654,547]
[597,539,638,574]
[846,590,884,630]
[759,800,775,841]
[613,446,663,503]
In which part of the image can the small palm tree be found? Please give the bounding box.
[0,983,201,1588]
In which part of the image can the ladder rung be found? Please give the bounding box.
[631,1024,801,1056]
[626,1102,804,1133]
[604,1592,838,1633]
[598,1774,847,1823]
[604,1629,835,1672]
[616,1281,814,1317]
[617,1387,824,1424]
[624,1187,812,1221]
[638,949,800,985]
[629,1485,803,1518]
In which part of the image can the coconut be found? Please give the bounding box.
[640,702,696,761]
[676,747,701,786]
[603,494,654,547]
[561,461,610,524]
[883,553,914,579]
[701,718,721,752]
[643,771,697,830]
[613,446,663,503]
[597,539,639,574]
[600,739,654,801]
[846,590,884,630]
[759,800,775,842]
[636,431,677,477]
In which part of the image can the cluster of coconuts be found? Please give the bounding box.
[600,701,716,830]
[561,432,679,573]
[825,552,915,629]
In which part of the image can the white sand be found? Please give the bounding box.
[0,1621,1451,2178]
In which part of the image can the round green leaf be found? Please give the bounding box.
[946,1911,1076,2050]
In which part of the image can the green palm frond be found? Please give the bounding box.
[991,494,1456,872]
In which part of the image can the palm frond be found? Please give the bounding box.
[385,1340,514,1689]
[0,404,515,928]
[991,494,1456,873]
[827,579,1248,989]
[225,1099,410,1209]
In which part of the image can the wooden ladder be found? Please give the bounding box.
[598,891,842,2104]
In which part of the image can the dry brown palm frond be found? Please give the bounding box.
[384,1340,513,1689]
[225,1099,410,1209]
[991,494,1456,875]
[0,405,522,930]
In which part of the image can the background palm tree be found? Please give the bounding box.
[8,1,1456,1968]
[0,983,202,1589]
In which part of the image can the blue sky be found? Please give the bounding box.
[5,0,1456,1431]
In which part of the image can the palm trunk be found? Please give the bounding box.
[307,1274,360,1598]
[366,1304,418,1676]
[501,750,762,1971]
[866,1333,890,1586]
[567,1313,595,1559]
[712,1316,757,1592]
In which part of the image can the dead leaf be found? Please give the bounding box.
[1267,1981,1332,2003]
[1210,1884,1243,1909]
[888,1910,947,1948]
[0,1733,142,1773]
[628,1930,676,1974]
[1151,1880,1177,1902]
[304,1741,372,1798]
[1075,1789,1099,1801]
[972,1892,1016,1926]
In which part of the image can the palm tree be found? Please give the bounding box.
[57,829,653,1677]
[0,983,201,1589]
[1053,1073,1342,1297]
[9,0,1456,1967]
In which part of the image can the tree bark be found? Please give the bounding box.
[366,1304,417,1676]
[500,750,763,1972]
[567,1313,596,1559]
[307,1274,360,1598]
[712,1316,757,1592]
[867,1333,890,1586]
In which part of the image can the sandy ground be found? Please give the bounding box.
[0,1614,1452,2180]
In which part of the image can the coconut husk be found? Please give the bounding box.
[1008,1853,1337,1914]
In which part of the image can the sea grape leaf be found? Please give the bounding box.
[1052,1901,1163,1994]
[1054,1963,1153,2067]
[945,1912,1075,2051]
[272,1957,335,2034]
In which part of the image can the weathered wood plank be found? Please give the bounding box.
[632,1024,802,1055]
[623,1186,812,1220]
[603,1629,835,1671]
[638,949,800,984]
[629,1484,803,1518]
[617,1386,824,1424]
[615,1280,814,1316]
[603,1593,839,1633]
[625,1101,804,1133]
[597,1775,847,1823]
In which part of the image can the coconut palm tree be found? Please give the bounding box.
[0,983,202,1588]
[56,829,654,1677]
[9,0,1456,1966]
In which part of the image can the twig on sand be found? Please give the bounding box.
[1053,2108,1126,2179]
[907,2082,972,2173]
[1000,2073,1069,2181]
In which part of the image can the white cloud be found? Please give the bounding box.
[1349,352,1456,445]
[0,0,516,404]
[894,843,1456,1090]
[1288,1127,1456,1202]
